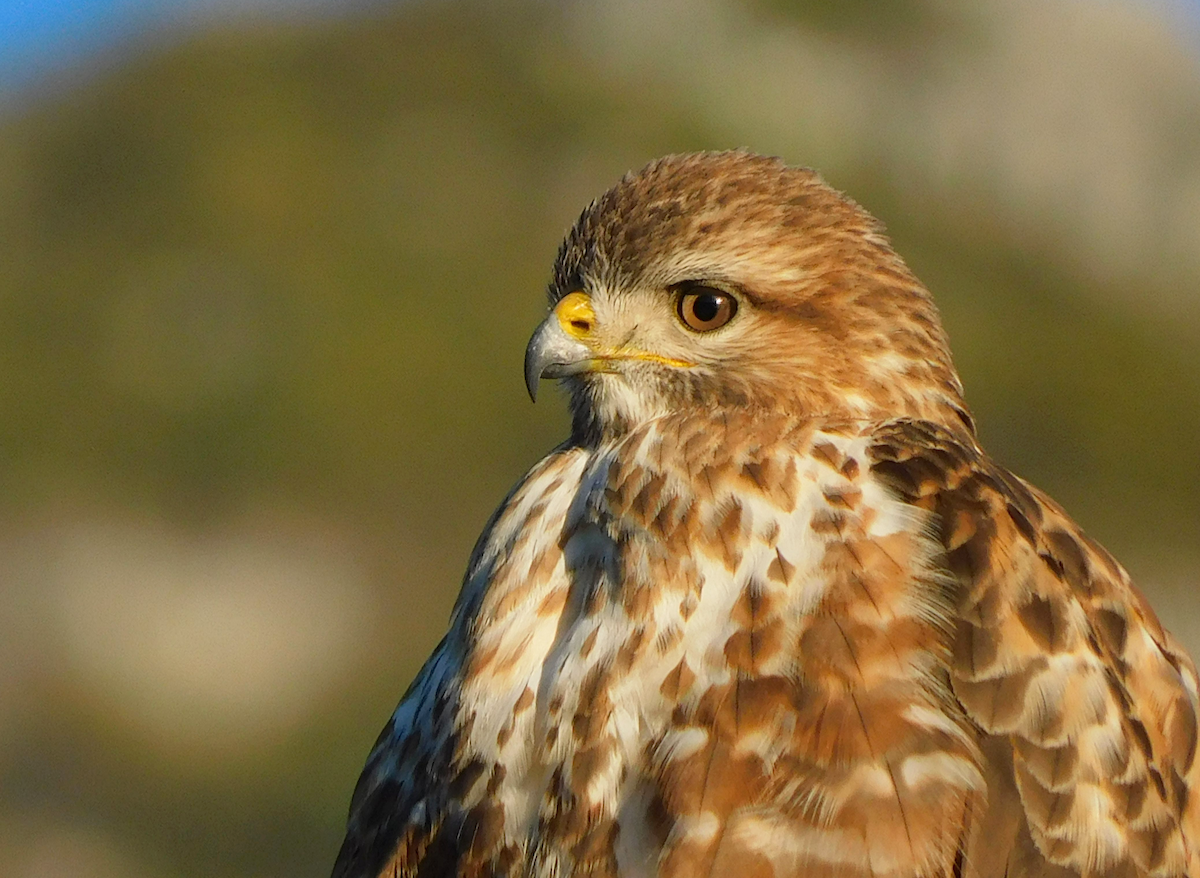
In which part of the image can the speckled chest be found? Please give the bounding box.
[446,413,951,875]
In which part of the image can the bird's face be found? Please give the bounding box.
[524,152,972,442]
[524,279,756,429]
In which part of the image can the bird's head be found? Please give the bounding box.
[525,151,974,443]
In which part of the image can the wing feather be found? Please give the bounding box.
[870,420,1200,878]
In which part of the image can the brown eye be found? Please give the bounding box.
[677,288,737,332]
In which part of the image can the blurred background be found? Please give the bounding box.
[0,0,1198,875]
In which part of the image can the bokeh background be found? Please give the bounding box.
[1,0,1198,875]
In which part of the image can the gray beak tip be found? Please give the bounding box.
[524,313,593,404]
[524,343,542,403]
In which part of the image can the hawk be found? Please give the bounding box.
[330,152,1200,878]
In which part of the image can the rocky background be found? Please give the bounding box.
[0,1,1198,875]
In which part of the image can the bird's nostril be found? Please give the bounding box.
[555,292,597,339]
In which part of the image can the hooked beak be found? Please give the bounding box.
[524,292,600,402]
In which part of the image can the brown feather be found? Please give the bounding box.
[330,152,1198,878]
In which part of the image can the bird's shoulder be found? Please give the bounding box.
[868,417,1200,877]
[330,445,594,878]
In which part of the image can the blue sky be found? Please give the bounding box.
[2,0,183,90]
[0,0,348,99]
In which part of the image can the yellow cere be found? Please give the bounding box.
[554,292,597,339]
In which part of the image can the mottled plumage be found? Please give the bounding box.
[331,152,1200,878]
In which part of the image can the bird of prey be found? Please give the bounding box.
[330,151,1200,878]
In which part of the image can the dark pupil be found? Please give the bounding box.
[692,294,721,322]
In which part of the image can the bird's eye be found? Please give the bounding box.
[677,288,737,332]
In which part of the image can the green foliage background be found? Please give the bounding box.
[0,2,1197,876]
